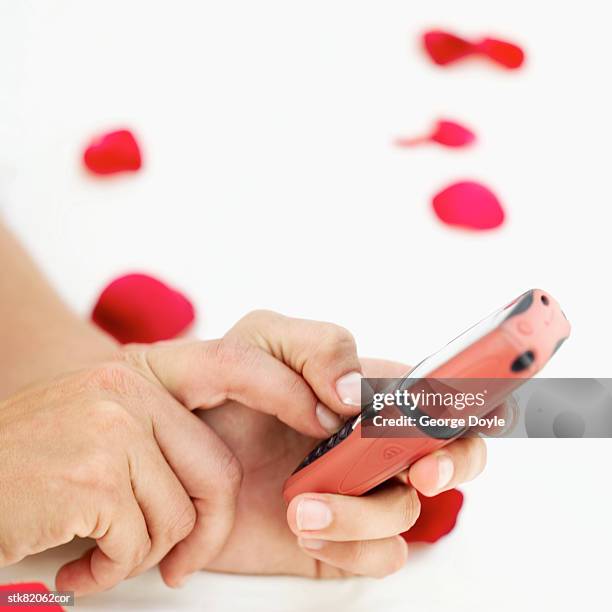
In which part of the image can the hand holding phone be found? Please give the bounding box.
[284,289,570,501]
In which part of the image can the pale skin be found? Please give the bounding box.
[0,221,487,594]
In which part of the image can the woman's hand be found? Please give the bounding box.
[0,309,487,588]
[194,311,487,578]
[0,335,353,595]
[0,222,488,586]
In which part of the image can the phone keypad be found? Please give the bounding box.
[292,416,358,474]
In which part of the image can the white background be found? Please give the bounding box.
[1,1,610,610]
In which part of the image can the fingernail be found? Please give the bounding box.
[436,454,454,491]
[298,537,326,550]
[335,371,363,406]
[297,499,333,531]
[316,402,343,433]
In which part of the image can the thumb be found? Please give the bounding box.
[134,338,335,438]
[227,310,364,417]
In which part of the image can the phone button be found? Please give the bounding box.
[517,321,533,335]
[339,439,429,495]
[381,445,405,461]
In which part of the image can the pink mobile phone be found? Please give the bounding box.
[283,289,570,502]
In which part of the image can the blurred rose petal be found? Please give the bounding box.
[431,120,476,147]
[92,273,195,344]
[396,119,476,148]
[422,29,525,69]
[432,181,506,230]
[423,30,474,66]
[83,129,142,175]
[402,489,464,544]
[477,37,525,69]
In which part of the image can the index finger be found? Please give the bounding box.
[141,339,333,438]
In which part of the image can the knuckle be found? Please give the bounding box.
[383,538,409,577]
[282,372,308,400]
[398,487,421,532]
[240,309,277,327]
[323,323,355,345]
[370,539,408,579]
[226,309,280,345]
[316,324,358,360]
[217,452,244,496]
[86,362,141,396]
[89,399,140,435]
[65,410,131,493]
[67,449,123,502]
[211,337,262,369]
[86,451,121,488]
[132,536,152,567]
[166,502,197,543]
[206,450,243,501]
[351,539,368,570]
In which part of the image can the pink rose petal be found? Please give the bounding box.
[432,181,506,230]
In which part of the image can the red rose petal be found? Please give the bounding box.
[477,37,525,69]
[422,29,525,70]
[92,273,195,344]
[0,582,64,611]
[423,30,475,66]
[432,181,505,230]
[83,129,142,175]
[401,489,464,544]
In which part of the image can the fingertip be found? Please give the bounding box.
[286,494,307,534]
[315,402,343,434]
[408,454,437,496]
[297,537,327,551]
[159,554,184,588]
[286,497,299,534]
[54,566,71,593]
[334,371,364,411]
[159,560,191,589]
[55,549,96,596]
[394,535,410,568]
[300,420,339,440]
[158,505,233,589]
[286,493,334,535]
[409,452,453,497]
